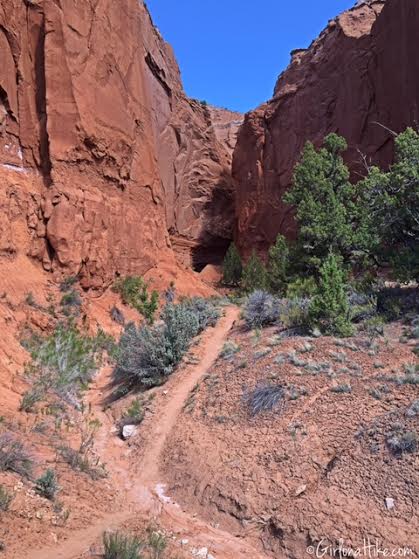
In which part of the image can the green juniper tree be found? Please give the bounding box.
[267,234,289,295]
[360,127,419,282]
[241,250,268,293]
[284,133,376,273]
[222,243,243,286]
[309,253,353,336]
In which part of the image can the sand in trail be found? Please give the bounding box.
[27,306,270,559]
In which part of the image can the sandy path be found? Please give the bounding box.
[27,306,269,559]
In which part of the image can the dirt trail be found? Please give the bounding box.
[28,306,269,559]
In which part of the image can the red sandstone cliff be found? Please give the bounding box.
[232,0,419,254]
[0,0,241,291]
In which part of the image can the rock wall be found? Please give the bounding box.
[0,0,241,290]
[232,0,419,254]
[139,4,242,269]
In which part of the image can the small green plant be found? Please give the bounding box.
[35,469,60,500]
[25,292,37,307]
[113,276,158,324]
[0,485,13,512]
[60,276,77,292]
[121,398,144,428]
[148,530,167,559]
[103,531,143,559]
[222,243,242,286]
[60,289,82,315]
[309,253,353,336]
[241,250,268,293]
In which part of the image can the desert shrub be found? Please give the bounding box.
[19,386,45,413]
[0,485,13,511]
[286,277,317,299]
[222,243,242,286]
[179,297,220,330]
[219,341,240,359]
[309,253,353,336]
[386,431,418,455]
[148,530,167,558]
[110,306,125,325]
[278,297,311,331]
[406,399,419,418]
[348,291,377,323]
[331,384,352,394]
[0,433,33,478]
[25,292,36,307]
[59,422,107,481]
[243,290,280,329]
[114,299,218,389]
[103,531,143,559]
[241,251,268,293]
[23,324,105,406]
[267,234,289,295]
[113,276,158,324]
[35,469,60,500]
[60,276,77,292]
[245,384,284,416]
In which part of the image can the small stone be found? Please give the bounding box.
[295,484,307,496]
[122,424,137,439]
[385,497,395,510]
[180,539,189,546]
[192,547,208,558]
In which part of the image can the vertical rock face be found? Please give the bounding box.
[139,3,243,269]
[232,0,419,254]
[0,0,241,288]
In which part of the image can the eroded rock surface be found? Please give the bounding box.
[0,0,241,288]
[232,0,419,253]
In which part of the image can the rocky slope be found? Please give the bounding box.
[232,0,419,254]
[0,0,241,293]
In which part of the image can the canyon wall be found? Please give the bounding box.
[232,0,419,254]
[0,0,240,291]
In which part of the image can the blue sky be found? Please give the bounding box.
[146,0,355,113]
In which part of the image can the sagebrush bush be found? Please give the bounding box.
[103,531,143,559]
[112,276,158,324]
[0,433,33,478]
[278,297,311,330]
[0,485,13,511]
[35,469,60,500]
[114,299,219,389]
[243,290,280,329]
[245,384,284,416]
[386,431,418,455]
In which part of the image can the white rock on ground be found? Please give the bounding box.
[122,425,137,439]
